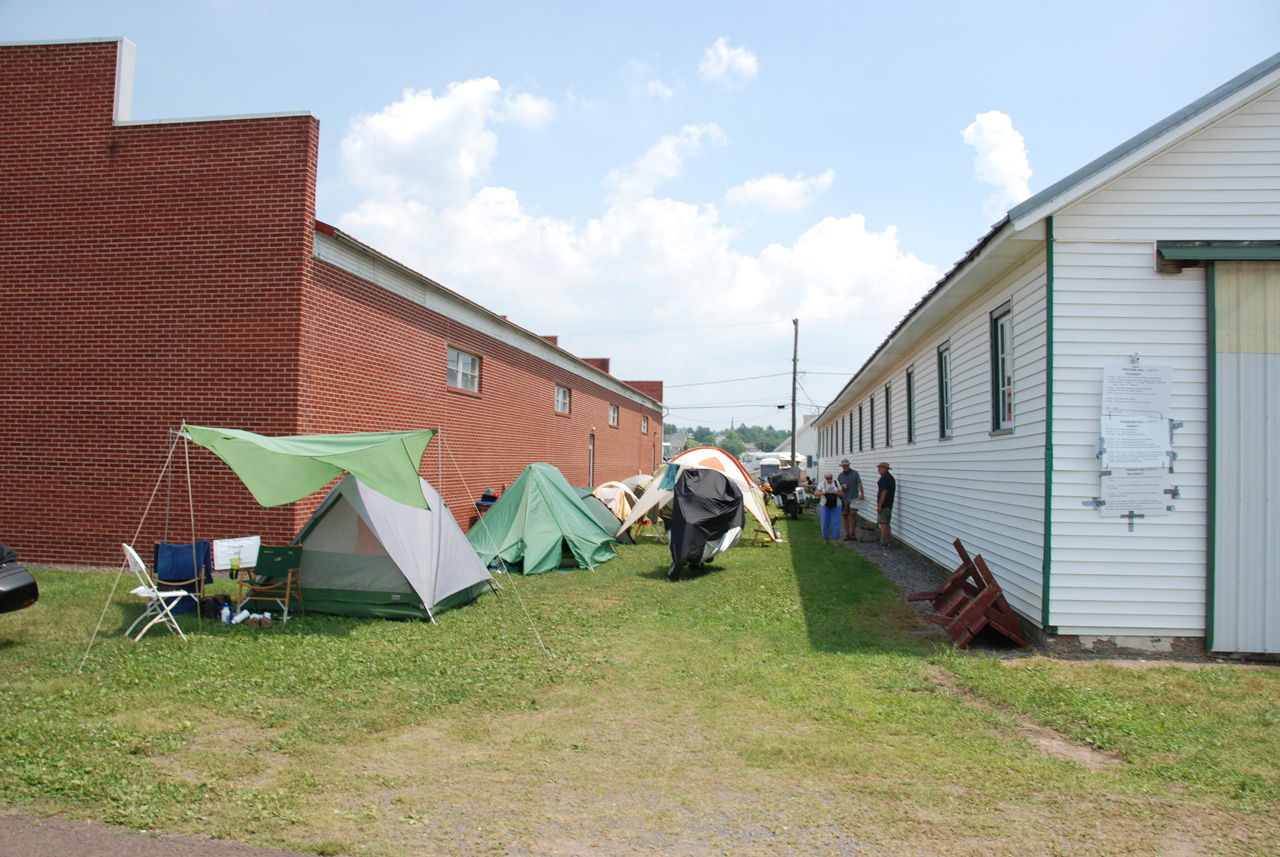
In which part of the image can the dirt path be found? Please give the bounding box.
[0,816,311,857]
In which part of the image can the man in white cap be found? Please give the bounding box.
[836,458,864,540]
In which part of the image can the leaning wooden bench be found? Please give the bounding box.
[907,539,1027,648]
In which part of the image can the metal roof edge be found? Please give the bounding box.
[1009,50,1280,228]
[115,111,318,126]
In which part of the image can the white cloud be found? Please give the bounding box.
[339,78,553,209]
[624,58,680,99]
[603,124,728,204]
[726,169,836,211]
[336,84,939,424]
[644,79,676,99]
[698,37,758,87]
[961,110,1032,219]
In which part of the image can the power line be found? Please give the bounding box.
[665,372,791,389]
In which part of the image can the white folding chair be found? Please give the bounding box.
[122,543,189,641]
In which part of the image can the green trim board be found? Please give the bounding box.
[1205,262,1217,651]
[1041,216,1055,630]
[1158,241,1280,261]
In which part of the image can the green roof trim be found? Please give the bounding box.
[1157,241,1280,261]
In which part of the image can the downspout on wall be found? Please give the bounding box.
[1041,216,1055,631]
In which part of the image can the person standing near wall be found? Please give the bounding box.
[875,462,895,549]
[836,458,864,540]
[815,471,843,545]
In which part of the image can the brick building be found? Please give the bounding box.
[0,37,663,565]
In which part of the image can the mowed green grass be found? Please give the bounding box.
[1,515,1277,856]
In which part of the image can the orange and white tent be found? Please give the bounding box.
[615,447,777,541]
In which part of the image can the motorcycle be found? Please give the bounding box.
[768,471,802,520]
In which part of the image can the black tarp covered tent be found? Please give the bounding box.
[667,468,744,580]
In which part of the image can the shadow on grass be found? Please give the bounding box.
[780,513,924,655]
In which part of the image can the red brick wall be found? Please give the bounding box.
[0,41,320,564]
[303,262,662,529]
[0,40,661,564]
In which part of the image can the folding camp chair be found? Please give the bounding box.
[153,540,213,615]
[236,545,303,623]
[123,543,189,641]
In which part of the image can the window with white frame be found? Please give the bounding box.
[937,342,952,439]
[884,383,893,447]
[641,416,649,434]
[555,384,571,414]
[906,366,915,444]
[609,404,619,426]
[990,304,1013,431]
[858,404,864,452]
[446,346,480,392]
[870,395,876,450]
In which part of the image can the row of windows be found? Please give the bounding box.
[819,303,1014,456]
[449,346,649,433]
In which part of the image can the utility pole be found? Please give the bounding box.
[791,318,798,477]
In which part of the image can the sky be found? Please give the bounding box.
[5,1,1279,432]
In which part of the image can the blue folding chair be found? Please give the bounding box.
[153,540,213,615]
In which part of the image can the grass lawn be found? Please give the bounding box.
[1,515,1277,856]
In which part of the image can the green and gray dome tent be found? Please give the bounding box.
[467,463,618,575]
[182,425,494,620]
[291,474,495,619]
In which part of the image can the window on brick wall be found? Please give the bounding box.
[641,416,649,434]
[446,346,480,392]
[555,384,571,414]
[609,404,619,426]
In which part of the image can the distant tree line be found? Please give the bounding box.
[663,424,789,457]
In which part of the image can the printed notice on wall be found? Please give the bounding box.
[1100,469,1172,517]
[1102,362,1172,418]
[1101,413,1170,469]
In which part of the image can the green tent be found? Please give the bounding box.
[183,425,435,509]
[467,463,617,574]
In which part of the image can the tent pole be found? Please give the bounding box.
[78,426,186,673]
[183,431,201,631]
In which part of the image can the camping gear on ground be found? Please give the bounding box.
[667,468,744,580]
[123,543,189,641]
[236,544,305,623]
[768,470,801,520]
[616,447,777,542]
[292,474,495,620]
[467,463,617,575]
[153,540,213,615]
[0,540,38,615]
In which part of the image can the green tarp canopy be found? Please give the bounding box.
[183,425,436,509]
[467,463,617,574]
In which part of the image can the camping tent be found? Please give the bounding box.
[184,425,436,509]
[575,488,636,546]
[592,481,638,521]
[467,463,617,574]
[292,474,495,619]
[667,467,744,579]
[615,447,776,541]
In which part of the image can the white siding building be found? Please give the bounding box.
[816,53,1280,655]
